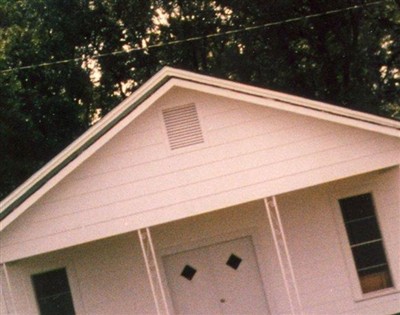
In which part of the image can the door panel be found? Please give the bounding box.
[163,246,222,314]
[209,237,269,315]
[163,236,269,315]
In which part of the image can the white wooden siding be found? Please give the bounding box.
[6,169,399,314]
[1,88,399,262]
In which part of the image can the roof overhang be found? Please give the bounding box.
[1,66,399,230]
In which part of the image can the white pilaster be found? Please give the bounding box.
[264,196,303,315]
[138,228,170,315]
[2,263,17,315]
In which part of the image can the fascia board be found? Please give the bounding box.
[169,78,400,138]
[165,67,400,132]
[165,69,400,137]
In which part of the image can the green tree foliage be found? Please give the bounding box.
[0,0,155,199]
[153,0,399,114]
[1,0,92,198]
[0,0,399,199]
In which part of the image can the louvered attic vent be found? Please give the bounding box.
[162,104,204,150]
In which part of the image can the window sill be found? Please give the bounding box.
[355,287,399,302]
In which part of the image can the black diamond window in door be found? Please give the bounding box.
[181,265,197,281]
[226,254,242,270]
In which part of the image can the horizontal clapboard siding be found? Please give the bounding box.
[26,132,389,224]
[1,88,399,262]
[4,147,396,246]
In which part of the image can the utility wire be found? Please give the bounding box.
[0,0,387,74]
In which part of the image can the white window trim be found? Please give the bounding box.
[329,182,398,301]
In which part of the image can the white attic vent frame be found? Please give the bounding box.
[162,103,204,150]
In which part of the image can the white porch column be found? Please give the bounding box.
[138,228,170,315]
[1,263,17,315]
[264,196,303,315]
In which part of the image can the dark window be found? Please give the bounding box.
[32,268,75,315]
[339,193,393,293]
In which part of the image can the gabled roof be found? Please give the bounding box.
[1,66,399,230]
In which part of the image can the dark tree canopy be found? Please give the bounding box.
[0,0,399,199]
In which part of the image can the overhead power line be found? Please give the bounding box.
[0,0,388,74]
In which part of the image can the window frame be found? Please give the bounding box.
[330,183,398,301]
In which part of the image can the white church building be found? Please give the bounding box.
[1,67,399,315]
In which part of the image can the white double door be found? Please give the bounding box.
[163,236,269,315]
